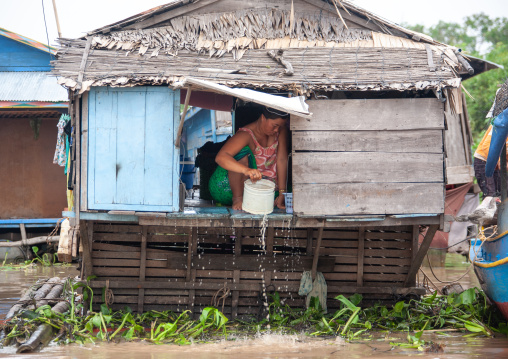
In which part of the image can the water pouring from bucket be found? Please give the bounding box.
[242,179,276,215]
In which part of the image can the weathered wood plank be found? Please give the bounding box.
[291,98,444,131]
[94,233,142,242]
[404,224,439,286]
[356,228,365,286]
[293,152,444,184]
[293,183,444,215]
[232,270,240,318]
[139,214,442,228]
[446,165,474,185]
[138,227,148,313]
[91,280,425,296]
[94,224,142,233]
[93,254,334,272]
[79,221,93,278]
[80,92,89,211]
[293,130,443,153]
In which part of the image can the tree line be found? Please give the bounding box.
[406,14,508,145]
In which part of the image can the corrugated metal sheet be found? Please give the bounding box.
[0,72,68,102]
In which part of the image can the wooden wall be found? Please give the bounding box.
[291,98,445,216]
[84,222,423,316]
[443,90,474,184]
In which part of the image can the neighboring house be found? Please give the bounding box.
[52,0,500,314]
[0,27,68,238]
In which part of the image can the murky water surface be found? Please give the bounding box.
[1,255,507,359]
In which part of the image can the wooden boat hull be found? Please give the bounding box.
[470,232,508,320]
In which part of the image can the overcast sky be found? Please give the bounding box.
[1,0,507,47]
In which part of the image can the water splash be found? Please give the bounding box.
[258,214,270,329]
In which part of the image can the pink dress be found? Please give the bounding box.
[238,127,278,182]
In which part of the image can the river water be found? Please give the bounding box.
[1,254,507,359]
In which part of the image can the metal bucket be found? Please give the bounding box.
[242,179,275,214]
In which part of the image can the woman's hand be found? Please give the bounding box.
[244,168,262,182]
[275,193,286,209]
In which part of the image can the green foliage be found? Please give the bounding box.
[1,281,506,350]
[405,13,508,143]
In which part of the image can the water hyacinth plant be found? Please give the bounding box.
[1,280,507,350]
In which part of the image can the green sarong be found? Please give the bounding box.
[209,146,257,205]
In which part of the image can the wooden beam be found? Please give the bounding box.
[76,36,92,90]
[266,227,274,256]
[232,270,240,318]
[311,227,324,280]
[189,269,196,317]
[404,224,439,286]
[234,227,242,255]
[175,87,192,148]
[79,220,94,278]
[80,93,89,211]
[186,229,193,281]
[89,280,426,296]
[138,226,148,313]
[356,228,365,286]
[306,228,313,256]
[125,0,221,30]
[408,224,420,287]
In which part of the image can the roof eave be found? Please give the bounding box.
[459,55,504,81]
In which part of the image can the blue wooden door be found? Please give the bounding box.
[87,86,180,211]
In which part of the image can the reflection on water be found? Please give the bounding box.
[1,257,507,359]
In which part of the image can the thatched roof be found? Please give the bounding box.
[52,0,486,94]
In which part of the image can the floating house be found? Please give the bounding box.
[0,28,68,244]
[52,0,498,315]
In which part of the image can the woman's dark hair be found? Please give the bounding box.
[262,107,290,120]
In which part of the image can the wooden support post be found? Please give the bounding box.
[175,88,192,148]
[408,225,420,287]
[234,228,243,255]
[138,226,148,313]
[74,95,81,221]
[186,229,193,281]
[232,270,240,319]
[191,227,198,255]
[19,223,27,243]
[19,223,31,259]
[79,220,93,278]
[188,228,197,317]
[306,228,313,256]
[80,92,89,211]
[356,228,365,286]
[76,37,92,90]
[266,227,274,256]
[311,227,324,280]
[404,224,439,286]
[189,269,197,318]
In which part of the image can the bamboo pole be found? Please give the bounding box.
[51,0,62,38]
[0,236,59,247]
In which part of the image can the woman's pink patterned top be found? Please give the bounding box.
[238,127,278,181]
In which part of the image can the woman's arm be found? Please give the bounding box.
[275,125,289,209]
[215,132,262,181]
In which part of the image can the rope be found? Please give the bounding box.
[421,226,495,286]
[45,218,65,245]
[211,282,230,312]
[105,280,115,307]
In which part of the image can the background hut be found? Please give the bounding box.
[0,27,68,257]
[52,0,498,315]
